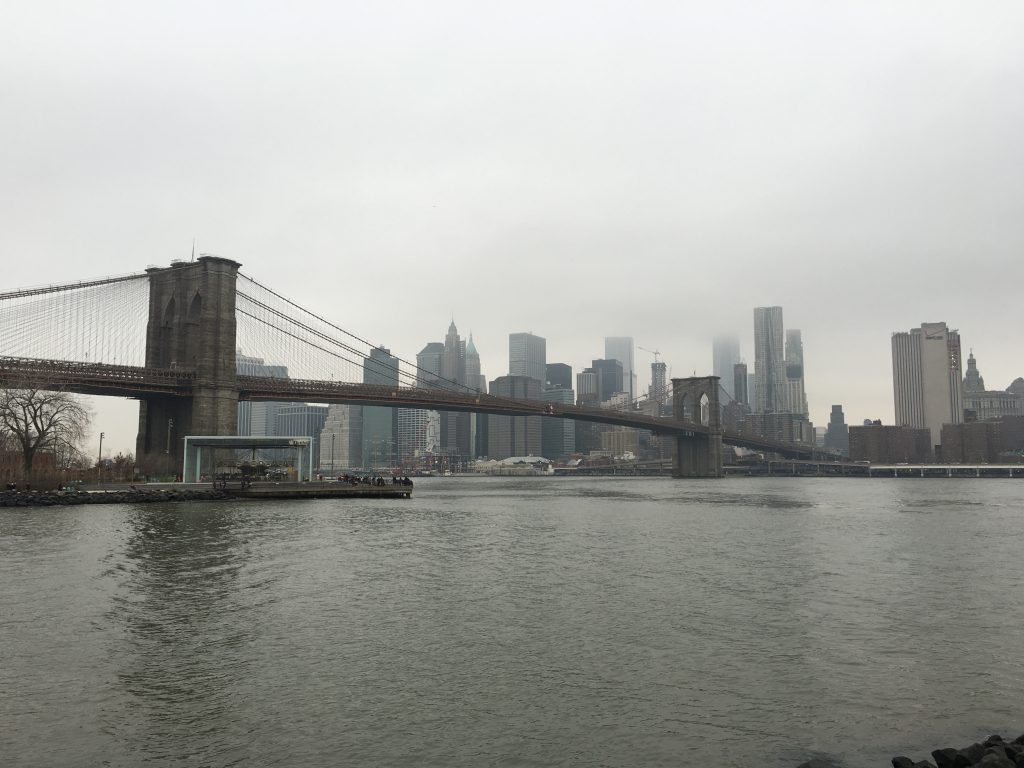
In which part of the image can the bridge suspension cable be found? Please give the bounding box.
[235,272,479,394]
[0,272,150,367]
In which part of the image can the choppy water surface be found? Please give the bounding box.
[2,477,1023,767]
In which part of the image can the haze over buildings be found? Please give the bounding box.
[5,2,1022,455]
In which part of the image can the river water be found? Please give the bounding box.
[2,477,1022,767]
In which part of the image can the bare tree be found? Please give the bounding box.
[0,386,91,478]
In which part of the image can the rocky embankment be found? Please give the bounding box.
[0,487,230,507]
[797,734,1024,768]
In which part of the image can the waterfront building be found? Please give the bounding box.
[849,423,932,463]
[488,375,542,459]
[962,352,1023,422]
[600,428,639,457]
[785,329,808,417]
[713,335,741,401]
[396,408,440,466]
[320,404,363,471]
[541,386,576,460]
[362,346,400,468]
[892,322,964,449]
[753,307,786,414]
[940,422,1002,463]
[276,404,328,469]
[509,332,546,384]
[604,337,636,400]
[824,405,849,456]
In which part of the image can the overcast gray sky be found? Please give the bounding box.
[3,1,1022,455]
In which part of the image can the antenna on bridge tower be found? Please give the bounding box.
[191,238,196,261]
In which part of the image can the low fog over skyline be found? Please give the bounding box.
[3,1,1022,454]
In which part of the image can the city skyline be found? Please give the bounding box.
[2,2,1021,455]
[45,302,1021,457]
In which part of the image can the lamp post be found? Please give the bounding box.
[97,432,104,484]
[330,433,336,473]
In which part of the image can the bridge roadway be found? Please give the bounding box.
[0,356,820,460]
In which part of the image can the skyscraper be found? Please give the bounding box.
[892,322,964,449]
[397,342,445,462]
[321,404,363,470]
[276,404,329,469]
[509,332,546,384]
[465,333,485,459]
[362,346,400,467]
[236,352,289,437]
[545,363,573,391]
[824,405,849,456]
[604,337,635,400]
[590,358,624,403]
[753,306,786,414]
[488,375,542,459]
[649,360,668,406]
[733,362,748,407]
[785,329,808,417]
[441,321,470,457]
[712,335,741,400]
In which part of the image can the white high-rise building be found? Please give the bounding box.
[604,337,636,400]
[892,322,964,448]
[753,307,786,414]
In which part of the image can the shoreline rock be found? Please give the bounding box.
[0,488,230,507]
[796,734,1024,768]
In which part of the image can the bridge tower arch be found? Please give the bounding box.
[136,256,241,476]
[671,376,723,478]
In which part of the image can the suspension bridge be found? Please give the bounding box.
[0,256,819,477]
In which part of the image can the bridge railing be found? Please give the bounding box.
[0,356,195,391]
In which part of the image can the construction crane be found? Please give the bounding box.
[638,345,661,362]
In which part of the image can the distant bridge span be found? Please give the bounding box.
[1,257,829,475]
[0,355,817,461]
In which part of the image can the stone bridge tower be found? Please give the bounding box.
[671,376,723,478]
[136,256,241,476]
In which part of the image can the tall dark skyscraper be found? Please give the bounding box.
[546,363,573,390]
[604,337,635,400]
[824,404,849,456]
[590,358,624,403]
[362,346,400,467]
[733,362,748,406]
